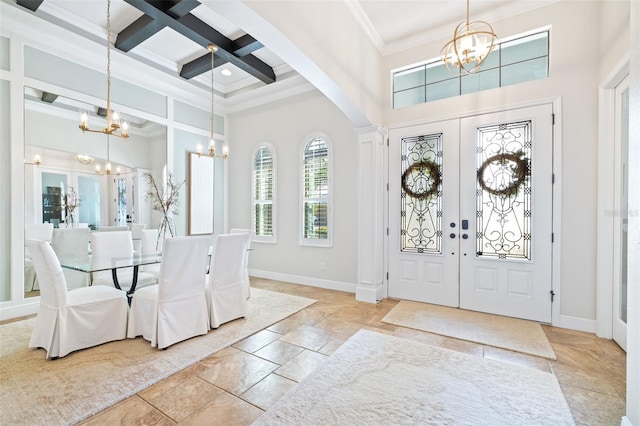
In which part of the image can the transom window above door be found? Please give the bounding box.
[392,29,550,109]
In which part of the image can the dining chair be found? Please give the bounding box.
[139,228,166,280]
[230,228,252,299]
[26,240,128,359]
[127,235,211,349]
[129,223,146,254]
[51,227,91,290]
[24,223,54,291]
[206,233,250,328]
[97,225,129,232]
[90,230,157,291]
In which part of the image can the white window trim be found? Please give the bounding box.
[299,132,333,248]
[251,143,277,244]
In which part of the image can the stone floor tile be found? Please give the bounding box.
[143,376,224,423]
[79,396,174,426]
[240,373,297,410]
[275,349,328,382]
[180,391,264,426]
[197,350,279,395]
[278,324,334,351]
[483,346,552,373]
[439,336,484,357]
[254,339,305,365]
[233,329,282,353]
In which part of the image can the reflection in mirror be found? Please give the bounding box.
[24,87,167,297]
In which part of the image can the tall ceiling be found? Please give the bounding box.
[12,0,557,109]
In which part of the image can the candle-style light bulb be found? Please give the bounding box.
[222,144,229,159]
[111,110,120,129]
[121,120,129,137]
[80,112,89,130]
[95,163,101,174]
[105,162,112,175]
[196,144,203,157]
[33,154,41,166]
[208,138,216,157]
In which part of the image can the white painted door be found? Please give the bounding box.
[612,76,630,351]
[388,104,554,323]
[459,105,553,322]
[388,120,460,307]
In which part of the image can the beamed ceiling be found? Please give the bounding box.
[17,0,276,84]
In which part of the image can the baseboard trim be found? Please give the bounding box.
[620,416,632,426]
[0,302,39,322]
[558,314,597,333]
[249,269,357,294]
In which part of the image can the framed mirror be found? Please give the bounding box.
[23,87,167,297]
[188,152,215,235]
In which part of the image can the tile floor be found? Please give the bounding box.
[78,278,627,425]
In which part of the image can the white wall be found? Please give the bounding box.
[228,90,358,289]
[379,1,629,325]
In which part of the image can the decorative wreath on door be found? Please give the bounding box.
[401,159,442,200]
[477,150,530,196]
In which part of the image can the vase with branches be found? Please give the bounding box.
[64,187,82,227]
[143,171,184,251]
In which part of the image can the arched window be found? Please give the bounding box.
[252,144,276,243]
[300,134,332,247]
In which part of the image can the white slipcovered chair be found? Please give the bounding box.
[130,223,146,254]
[206,233,250,329]
[140,228,166,280]
[24,223,54,292]
[127,235,211,349]
[51,227,91,290]
[26,240,128,359]
[230,228,252,299]
[90,230,157,291]
[97,225,129,232]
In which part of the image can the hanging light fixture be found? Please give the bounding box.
[79,0,129,139]
[441,0,497,74]
[196,44,229,159]
[94,135,121,175]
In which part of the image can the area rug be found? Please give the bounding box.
[0,288,316,425]
[254,329,574,425]
[381,300,556,359]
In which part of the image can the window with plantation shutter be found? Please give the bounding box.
[252,144,276,243]
[300,134,332,247]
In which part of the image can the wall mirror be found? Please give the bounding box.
[23,87,167,298]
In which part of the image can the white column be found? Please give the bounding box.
[355,125,386,303]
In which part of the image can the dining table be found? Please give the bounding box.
[59,253,162,301]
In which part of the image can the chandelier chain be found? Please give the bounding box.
[106,0,112,126]
[210,46,214,141]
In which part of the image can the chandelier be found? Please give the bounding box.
[94,135,121,175]
[79,0,129,139]
[196,44,229,159]
[441,0,497,74]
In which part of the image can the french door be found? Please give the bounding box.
[612,76,629,351]
[388,104,554,323]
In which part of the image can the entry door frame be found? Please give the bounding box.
[596,59,629,341]
[384,98,563,328]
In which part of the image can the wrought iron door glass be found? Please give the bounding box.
[400,133,443,254]
[476,121,532,259]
